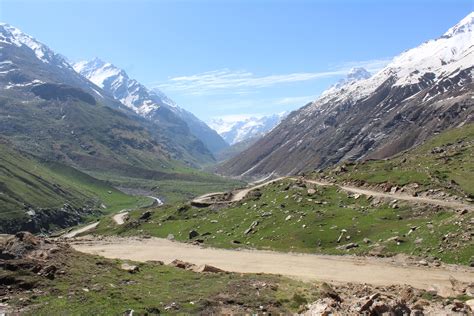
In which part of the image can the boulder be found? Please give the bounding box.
[188,230,200,239]
[139,211,152,220]
[194,264,225,273]
[169,259,196,270]
[120,263,139,273]
[244,221,259,235]
[337,242,358,250]
[319,283,342,302]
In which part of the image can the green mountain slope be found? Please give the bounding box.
[0,141,147,233]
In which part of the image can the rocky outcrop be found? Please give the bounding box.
[0,205,100,234]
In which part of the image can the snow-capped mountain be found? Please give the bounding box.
[330,67,371,90]
[219,12,474,178]
[74,59,228,154]
[208,113,287,145]
[0,22,215,169]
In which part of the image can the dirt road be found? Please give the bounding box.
[112,211,128,225]
[192,177,286,205]
[303,179,474,211]
[72,236,474,297]
[62,222,99,238]
[194,176,473,210]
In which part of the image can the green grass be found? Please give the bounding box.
[321,124,474,198]
[7,249,320,315]
[96,179,474,265]
[0,143,147,231]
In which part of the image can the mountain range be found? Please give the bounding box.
[208,112,287,145]
[219,12,474,178]
[73,59,228,155]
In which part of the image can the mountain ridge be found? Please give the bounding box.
[74,58,228,155]
[218,12,474,178]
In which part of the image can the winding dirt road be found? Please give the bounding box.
[72,236,474,297]
[193,176,473,211]
[62,222,99,238]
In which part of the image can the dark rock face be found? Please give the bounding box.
[0,205,100,234]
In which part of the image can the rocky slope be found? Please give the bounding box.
[219,13,474,178]
[0,22,214,172]
[74,59,228,155]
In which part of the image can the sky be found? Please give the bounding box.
[0,0,472,121]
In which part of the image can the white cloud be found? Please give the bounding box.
[151,57,392,96]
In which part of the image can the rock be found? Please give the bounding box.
[244,221,259,235]
[261,212,272,217]
[123,309,134,316]
[358,298,374,312]
[169,259,195,270]
[387,236,404,243]
[307,188,317,195]
[167,234,175,241]
[414,238,423,244]
[319,283,342,302]
[465,299,474,311]
[413,300,430,311]
[194,264,225,273]
[304,298,334,315]
[353,194,361,200]
[363,238,371,244]
[139,211,152,220]
[120,263,139,273]
[369,245,387,257]
[41,265,57,280]
[337,242,358,250]
[164,302,180,311]
[418,260,428,266]
[188,230,199,239]
[285,215,292,221]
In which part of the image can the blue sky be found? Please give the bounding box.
[0,0,472,121]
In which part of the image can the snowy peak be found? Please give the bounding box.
[73,58,126,88]
[331,67,371,90]
[208,112,287,145]
[74,58,228,154]
[315,12,473,107]
[347,67,371,81]
[74,59,167,115]
[443,11,474,38]
[0,22,70,68]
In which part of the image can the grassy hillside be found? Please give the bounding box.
[11,250,318,315]
[0,142,148,232]
[94,126,474,265]
[320,124,474,198]
[96,179,473,265]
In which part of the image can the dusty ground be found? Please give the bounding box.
[71,236,474,298]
